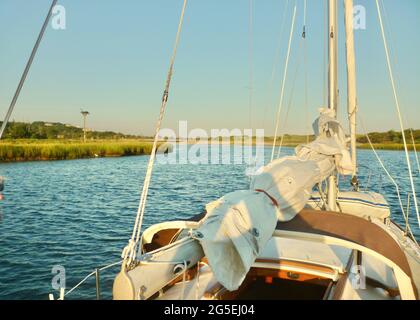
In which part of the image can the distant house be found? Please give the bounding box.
[44,123,53,127]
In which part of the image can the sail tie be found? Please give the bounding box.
[255,189,279,207]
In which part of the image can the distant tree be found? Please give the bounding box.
[7,122,31,139]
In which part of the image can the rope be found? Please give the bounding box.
[0,0,58,139]
[303,0,309,144]
[63,271,95,298]
[276,1,308,157]
[271,4,297,162]
[248,0,253,132]
[405,116,420,175]
[62,260,122,298]
[262,0,290,130]
[409,128,420,175]
[375,0,420,228]
[276,36,305,158]
[248,0,254,167]
[123,0,188,265]
[360,116,415,240]
[379,0,419,176]
[323,0,327,107]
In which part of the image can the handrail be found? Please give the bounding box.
[49,260,122,300]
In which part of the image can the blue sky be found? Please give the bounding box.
[0,0,419,136]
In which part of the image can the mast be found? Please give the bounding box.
[328,0,338,113]
[327,0,338,210]
[344,0,358,187]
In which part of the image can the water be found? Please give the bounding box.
[0,146,419,300]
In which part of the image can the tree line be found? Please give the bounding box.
[356,129,419,144]
[0,121,143,140]
[0,121,418,143]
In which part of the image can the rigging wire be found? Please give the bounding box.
[271,4,297,162]
[276,32,305,158]
[261,0,290,131]
[248,0,253,132]
[248,0,254,165]
[409,128,420,175]
[122,0,188,265]
[359,117,416,241]
[275,0,308,158]
[303,0,310,144]
[375,0,419,228]
[323,0,327,107]
[404,120,420,175]
[380,0,419,175]
[404,114,420,176]
[0,0,58,139]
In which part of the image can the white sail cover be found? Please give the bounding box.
[192,109,353,291]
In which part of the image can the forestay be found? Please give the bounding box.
[193,108,352,291]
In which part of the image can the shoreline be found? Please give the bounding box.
[0,140,156,163]
[0,139,418,163]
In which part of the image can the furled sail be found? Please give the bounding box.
[193,108,352,291]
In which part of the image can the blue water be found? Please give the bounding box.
[0,146,419,300]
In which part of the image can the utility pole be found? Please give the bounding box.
[81,110,89,142]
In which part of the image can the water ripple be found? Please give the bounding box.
[0,147,419,299]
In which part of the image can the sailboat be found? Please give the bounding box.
[111,0,420,301]
[1,0,419,301]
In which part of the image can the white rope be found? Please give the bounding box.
[262,0,290,130]
[276,1,308,158]
[303,0,309,144]
[360,117,415,239]
[409,128,420,175]
[269,0,290,85]
[123,0,188,265]
[379,0,419,177]
[248,0,253,131]
[276,36,305,158]
[375,0,420,228]
[323,0,327,107]
[62,260,122,298]
[248,0,254,167]
[98,260,122,272]
[63,271,95,298]
[271,4,297,162]
[404,193,417,242]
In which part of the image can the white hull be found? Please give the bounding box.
[113,206,420,300]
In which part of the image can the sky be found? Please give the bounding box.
[0,0,419,136]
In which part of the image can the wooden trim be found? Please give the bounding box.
[255,258,337,277]
[248,267,332,284]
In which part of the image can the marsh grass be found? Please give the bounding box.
[357,143,420,151]
[0,139,156,162]
[0,138,417,163]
